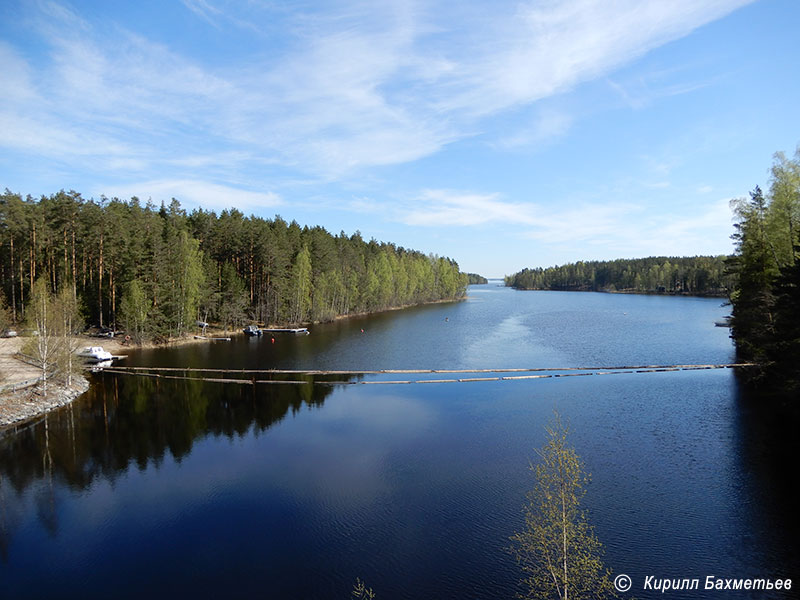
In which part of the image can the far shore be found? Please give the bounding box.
[505,286,729,299]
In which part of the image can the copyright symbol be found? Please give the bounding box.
[614,574,632,593]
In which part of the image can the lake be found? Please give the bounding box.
[0,285,797,599]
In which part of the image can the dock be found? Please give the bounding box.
[261,328,309,334]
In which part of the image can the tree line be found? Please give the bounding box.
[504,255,732,295]
[0,191,468,342]
[466,273,488,284]
[727,149,800,393]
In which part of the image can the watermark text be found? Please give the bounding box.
[613,574,792,594]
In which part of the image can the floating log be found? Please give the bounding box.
[100,363,755,376]
[97,363,755,387]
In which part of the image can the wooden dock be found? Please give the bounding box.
[260,328,309,334]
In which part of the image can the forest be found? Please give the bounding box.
[506,147,800,395]
[466,273,488,284]
[727,149,800,393]
[504,255,732,295]
[0,191,468,342]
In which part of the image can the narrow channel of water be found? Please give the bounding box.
[0,286,796,599]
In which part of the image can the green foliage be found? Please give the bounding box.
[21,278,83,392]
[0,295,10,332]
[352,578,376,599]
[506,256,732,296]
[728,186,777,363]
[119,279,150,343]
[510,413,616,600]
[728,147,800,392]
[216,263,249,332]
[290,245,313,324]
[466,273,489,284]
[173,231,205,336]
[0,192,468,340]
[54,284,84,386]
[767,251,800,393]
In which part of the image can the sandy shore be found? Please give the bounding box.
[0,337,42,387]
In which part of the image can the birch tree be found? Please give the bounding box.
[23,278,63,395]
[510,413,616,600]
[290,245,312,324]
[54,284,83,386]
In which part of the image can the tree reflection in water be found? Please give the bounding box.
[0,372,350,557]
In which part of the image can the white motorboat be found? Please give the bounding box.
[77,346,114,362]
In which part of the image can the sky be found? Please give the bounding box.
[1,0,799,277]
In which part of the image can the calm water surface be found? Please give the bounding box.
[1,286,797,599]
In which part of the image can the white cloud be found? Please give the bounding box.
[395,185,734,260]
[0,0,755,181]
[180,0,222,26]
[0,42,37,104]
[436,0,754,116]
[522,197,734,258]
[397,189,544,227]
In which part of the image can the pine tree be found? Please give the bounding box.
[728,187,779,363]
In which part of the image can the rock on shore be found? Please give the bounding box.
[0,376,90,428]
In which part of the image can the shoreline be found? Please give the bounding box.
[0,376,90,430]
[328,296,466,322]
[506,286,729,299]
[0,295,467,428]
[0,332,227,430]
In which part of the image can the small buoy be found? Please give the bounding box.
[360,329,364,333]
[271,337,275,344]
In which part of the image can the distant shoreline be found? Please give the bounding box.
[505,286,729,299]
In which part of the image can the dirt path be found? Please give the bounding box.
[0,338,40,388]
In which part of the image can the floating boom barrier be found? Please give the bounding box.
[97,363,754,386]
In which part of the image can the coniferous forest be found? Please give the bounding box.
[0,191,468,341]
[506,147,800,396]
[466,273,488,284]
[504,255,732,295]
[726,149,800,393]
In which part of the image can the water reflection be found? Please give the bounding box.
[732,383,800,581]
[0,372,352,556]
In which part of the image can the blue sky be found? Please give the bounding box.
[1,0,798,277]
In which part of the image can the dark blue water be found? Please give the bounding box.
[1,286,797,599]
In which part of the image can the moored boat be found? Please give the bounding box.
[243,325,262,336]
[77,346,114,362]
